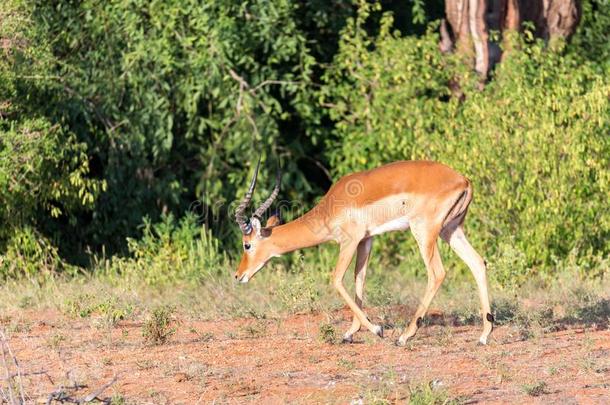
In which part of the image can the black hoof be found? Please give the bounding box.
[375,326,383,338]
[341,335,353,344]
[394,339,406,347]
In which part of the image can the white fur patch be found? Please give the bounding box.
[369,217,410,236]
[241,261,266,283]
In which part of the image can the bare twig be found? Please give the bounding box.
[82,374,118,402]
[228,68,250,90]
[1,329,25,405]
[45,374,119,404]
[301,155,332,182]
[250,79,299,93]
[2,370,52,382]
[225,67,301,139]
[0,334,120,405]
[0,338,15,405]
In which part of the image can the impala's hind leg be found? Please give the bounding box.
[343,237,373,343]
[397,224,446,346]
[441,224,493,344]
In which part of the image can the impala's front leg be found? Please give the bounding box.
[333,241,383,338]
[342,237,373,343]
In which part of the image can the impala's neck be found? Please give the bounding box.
[270,210,331,256]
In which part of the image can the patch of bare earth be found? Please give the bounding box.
[3,308,609,404]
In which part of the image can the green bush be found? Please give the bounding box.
[320,10,609,286]
[0,226,67,282]
[570,0,610,69]
[0,119,102,230]
[104,213,227,285]
[0,0,608,286]
[30,0,323,251]
[0,1,103,260]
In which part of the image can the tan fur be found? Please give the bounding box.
[235,160,492,344]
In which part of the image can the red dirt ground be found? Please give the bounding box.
[2,307,609,404]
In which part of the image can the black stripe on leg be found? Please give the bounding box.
[441,190,467,229]
[416,317,423,328]
[486,313,494,323]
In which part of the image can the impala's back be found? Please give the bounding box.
[314,161,471,240]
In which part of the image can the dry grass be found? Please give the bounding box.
[0,267,608,339]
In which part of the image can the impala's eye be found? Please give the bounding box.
[244,243,251,251]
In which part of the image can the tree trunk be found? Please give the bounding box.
[518,0,581,41]
[441,0,581,79]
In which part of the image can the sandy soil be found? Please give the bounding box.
[2,307,609,404]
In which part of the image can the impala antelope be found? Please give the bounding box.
[233,159,493,346]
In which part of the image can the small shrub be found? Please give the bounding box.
[409,381,459,405]
[493,297,520,325]
[568,298,610,327]
[142,306,177,345]
[241,320,267,338]
[319,322,337,344]
[435,327,453,347]
[491,243,529,288]
[190,328,214,342]
[522,381,548,397]
[198,332,214,342]
[63,294,97,318]
[338,358,355,370]
[358,370,408,404]
[64,295,133,328]
[7,320,32,334]
[47,333,66,350]
[366,278,396,307]
[0,227,67,282]
[110,395,127,405]
[18,296,34,309]
[95,299,134,329]
[449,306,479,326]
[276,273,321,313]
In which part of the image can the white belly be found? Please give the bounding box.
[369,217,410,236]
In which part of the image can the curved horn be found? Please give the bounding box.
[253,163,281,220]
[235,156,261,234]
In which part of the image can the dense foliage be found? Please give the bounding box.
[1,0,608,286]
[321,7,609,284]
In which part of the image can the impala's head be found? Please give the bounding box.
[234,157,281,283]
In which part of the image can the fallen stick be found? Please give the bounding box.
[82,374,119,402]
[0,329,26,405]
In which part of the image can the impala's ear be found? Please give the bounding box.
[258,213,281,238]
[259,214,279,238]
[265,213,281,228]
